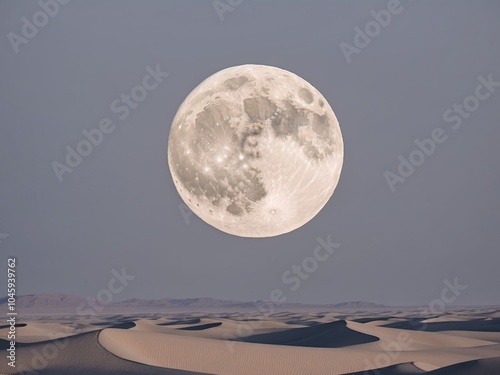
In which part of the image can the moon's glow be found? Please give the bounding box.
[168,65,343,237]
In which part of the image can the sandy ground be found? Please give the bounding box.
[1,307,499,374]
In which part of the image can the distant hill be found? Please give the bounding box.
[330,301,387,309]
[0,294,87,309]
[0,294,387,313]
[113,297,260,309]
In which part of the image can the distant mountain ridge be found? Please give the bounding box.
[0,294,87,309]
[0,294,388,311]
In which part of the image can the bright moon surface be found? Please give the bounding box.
[168,65,343,238]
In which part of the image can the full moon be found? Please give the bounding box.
[168,65,343,238]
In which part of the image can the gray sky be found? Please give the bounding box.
[1,0,499,306]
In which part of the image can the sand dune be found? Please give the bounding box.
[99,319,500,374]
[0,320,134,344]
[0,331,208,375]
[439,330,500,343]
[1,308,499,374]
[347,320,497,348]
[426,357,500,374]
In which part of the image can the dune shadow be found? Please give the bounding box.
[341,362,425,374]
[240,320,379,348]
[384,318,500,332]
[157,318,201,326]
[177,322,222,331]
